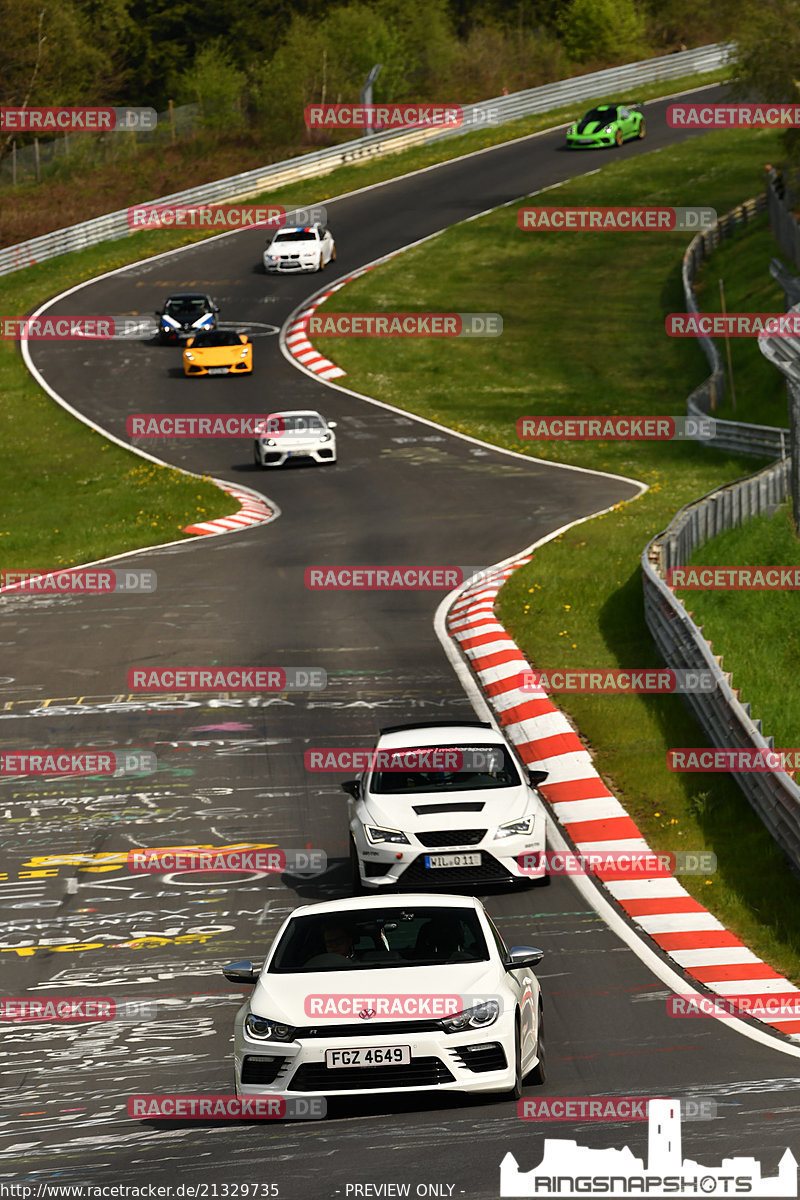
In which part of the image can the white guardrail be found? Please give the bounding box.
[0,41,733,277]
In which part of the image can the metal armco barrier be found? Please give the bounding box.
[0,41,733,278]
[643,198,800,873]
[767,171,800,270]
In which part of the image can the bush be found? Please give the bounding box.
[558,0,649,64]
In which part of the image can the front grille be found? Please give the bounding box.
[241,1054,289,1084]
[295,1019,440,1038]
[400,853,510,884]
[416,829,487,847]
[363,860,388,877]
[451,1042,507,1073]
[262,452,282,463]
[289,1056,454,1091]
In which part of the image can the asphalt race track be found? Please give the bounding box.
[5,83,800,1195]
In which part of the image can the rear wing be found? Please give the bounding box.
[623,101,644,110]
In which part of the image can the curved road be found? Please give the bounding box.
[3,83,799,1195]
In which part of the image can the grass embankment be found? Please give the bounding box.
[303,126,800,980]
[1,67,730,248]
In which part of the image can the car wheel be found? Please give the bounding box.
[349,835,364,895]
[253,444,262,468]
[527,1006,547,1086]
[504,1021,523,1100]
[331,244,337,262]
[637,119,646,139]
[614,129,623,147]
[318,253,325,272]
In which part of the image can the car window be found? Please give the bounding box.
[619,106,630,118]
[273,229,318,243]
[165,297,209,315]
[267,906,489,972]
[370,743,521,794]
[190,331,242,347]
[485,915,510,961]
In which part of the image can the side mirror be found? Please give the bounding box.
[528,769,548,787]
[154,311,162,318]
[185,337,195,348]
[505,946,544,970]
[341,779,360,800]
[328,421,338,429]
[222,960,260,985]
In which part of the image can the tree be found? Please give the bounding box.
[733,0,800,164]
[557,0,648,64]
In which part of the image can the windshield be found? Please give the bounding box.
[165,297,209,315]
[190,331,242,347]
[263,415,325,434]
[268,906,489,972]
[370,744,521,794]
[272,229,318,243]
[578,106,616,130]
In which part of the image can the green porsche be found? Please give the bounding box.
[565,102,645,148]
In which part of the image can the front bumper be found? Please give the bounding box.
[565,134,613,147]
[184,359,252,376]
[254,441,336,466]
[355,832,546,890]
[234,1022,515,1098]
[263,256,319,273]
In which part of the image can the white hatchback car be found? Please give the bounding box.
[253,410,337,467]
[263,224,336,273]
[223,893,545,1101]
[343,720,548,891]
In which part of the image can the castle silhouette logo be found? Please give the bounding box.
[500,1099,797,1197]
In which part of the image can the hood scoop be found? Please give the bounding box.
[411,801,485,815]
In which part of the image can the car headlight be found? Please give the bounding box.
[245,1013,295,1042]
[603,124,615,133]
[440,1001,499,1033]
[494,815,535,839]
[261,438,277,447]
[184,352,194,361]
[320,432,331,442]
[240,348,249,357]
[365,825,410,845]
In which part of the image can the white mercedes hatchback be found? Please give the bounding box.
[223,894,545,1101]
[343,720,548,891]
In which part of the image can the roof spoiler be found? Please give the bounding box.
[379,719,493,736]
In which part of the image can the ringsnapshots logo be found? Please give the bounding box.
[517,206,716,231]
[0,750,157,777]
[127,414,284,439]
[519,669,716,694]
[127,667,326,691]
[305,566,491,590]
[516,416,715,441]
[307,313,502,337]
[517,850,717,877]
[1,568,156,594]
[667,313,800,337]
[668,565,800,590]
[128,1095,325,1120]
[128,204,327,231]
[127,848,326,874]
[518,1097,717,1122]
[667,748,800,773]
[305,747,497,772]
[667,102,800,128]
[0,107,157,132]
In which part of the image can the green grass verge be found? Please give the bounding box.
[677,501,800,749]
[693,215,793,426]
[0,66,730,574]
[300,125,800,982]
